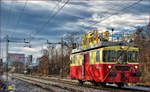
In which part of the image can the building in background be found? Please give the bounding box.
[8,53,25,66]
[25,55,32,66]
[8,53,25,73]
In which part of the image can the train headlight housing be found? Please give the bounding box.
[135,66,138,69]
[108,65,112,69]
[120,46,124,49]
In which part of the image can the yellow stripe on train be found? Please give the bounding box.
[70,46,139,66]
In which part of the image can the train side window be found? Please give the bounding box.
[73,56,76,63]
[96,51,100,62]
[103,51,106,62]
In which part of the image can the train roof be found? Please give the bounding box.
[72,42,137,54]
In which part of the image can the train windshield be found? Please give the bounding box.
[103,50,116,62]
[128,51,138,62]
[117,50,127,63]
[103,50,138,63]
[103,50,127,63]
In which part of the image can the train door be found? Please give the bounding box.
[83,53,90,80]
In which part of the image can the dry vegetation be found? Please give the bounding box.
[134,27,150,86]
[37,32,79,77]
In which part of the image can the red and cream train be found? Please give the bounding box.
[70,30,141,87]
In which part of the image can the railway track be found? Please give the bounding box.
[11,73,150,92]
[12,76,69,92]
[10,74,109,92]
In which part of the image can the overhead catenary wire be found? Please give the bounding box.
[29,0,70,42]
[10,1,60,50]
[29,0,142,50]
[5,0,13,33]
[28,1,127,43]
[8,1,60,44]
[27,1,146,63]
[13,0,28,32]
[2,0,13,58]
[77,0,143,41]
[6,0,28,42]
[83,0,143,30]
[27,0,62,42]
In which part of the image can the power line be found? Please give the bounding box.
[30,0,141,44]
[5,0,13,33]
[83,0,143,30]
[27,0,62,42]
[31,0,69,40]
[2,0,13,58]
[13,0,28,32]
[12,0,60,42]
[29,0,70,42]
[7,0,28,40]
[13,1,60,44]
[28,1,123,43]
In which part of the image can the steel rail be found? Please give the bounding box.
[12,73,150,92]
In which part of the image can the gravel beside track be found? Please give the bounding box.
[12,73,150,92]
[11,74,109,92]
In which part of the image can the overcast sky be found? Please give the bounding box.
[1,0,149,61]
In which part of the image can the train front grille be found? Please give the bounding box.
[115,66,130,71]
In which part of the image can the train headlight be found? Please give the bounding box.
[135,66,138,69]
[108,65,112,69]
[120,46,124,49]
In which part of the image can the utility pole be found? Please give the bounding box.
[46,38,68,77]
[46,40,55,75]
[55,50,57,65]
[5,35,30,81]
[51,46,54,74]
[112,28,114,42]
[61,37,64,78]
[6,35,9,81]
[123,32,125,42]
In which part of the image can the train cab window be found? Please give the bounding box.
[117,50,127,63]
[103,50,116,62]
[96,51,100,62]
[128,51,138,62]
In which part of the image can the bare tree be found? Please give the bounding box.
[133,26,150,85]
[64,32,81,48]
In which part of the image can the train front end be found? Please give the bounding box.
[102,46,141,86]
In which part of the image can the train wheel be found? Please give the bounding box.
[90,81,99,86]
[116,82,124,88]
[78,80,84,85]
[99,83,106,86]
